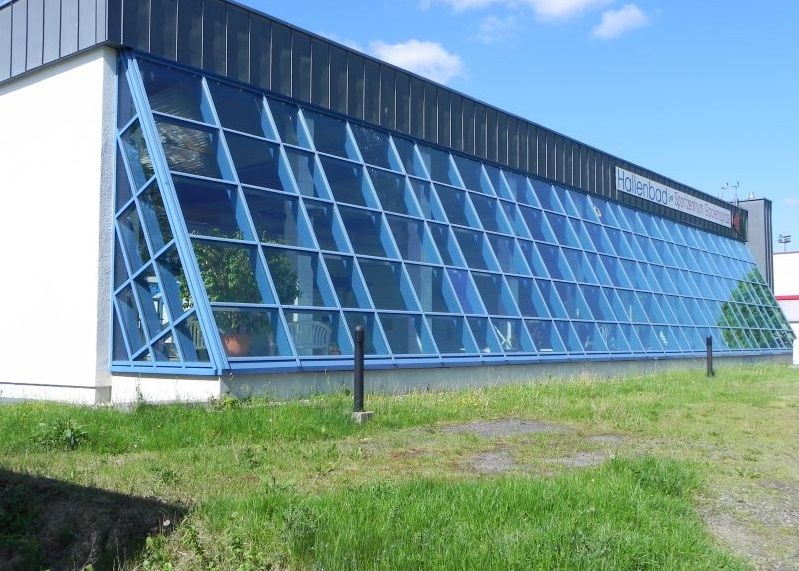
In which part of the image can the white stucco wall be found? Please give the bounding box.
[773,251,799,339]
[0,48,117,403]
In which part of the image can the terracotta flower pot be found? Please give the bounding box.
[222,333,252,357]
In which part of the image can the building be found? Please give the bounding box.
[774,251,799,338]
[738,197,774,291]
[0,0,793,404]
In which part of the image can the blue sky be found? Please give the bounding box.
[241,0,798,250]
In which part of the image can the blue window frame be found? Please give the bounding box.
[110,53,793,375]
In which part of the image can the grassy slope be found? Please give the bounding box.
[0,364,796,570]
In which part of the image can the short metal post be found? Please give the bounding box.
[706,335,714,377]
[353,325,365,413]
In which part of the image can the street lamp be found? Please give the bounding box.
[778,233,792,252]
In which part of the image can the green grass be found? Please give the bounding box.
[1,363,797,570]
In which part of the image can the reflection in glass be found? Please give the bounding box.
[156,119,229,179]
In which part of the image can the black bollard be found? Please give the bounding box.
[353,325,365,412]
[706,335,714,377]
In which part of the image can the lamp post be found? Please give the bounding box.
[778,233,791,252]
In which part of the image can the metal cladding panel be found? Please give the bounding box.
[26,0,44,68]
[10,0,26,76]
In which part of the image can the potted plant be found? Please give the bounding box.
[184,233,301,356]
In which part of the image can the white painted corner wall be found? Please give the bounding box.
[0,47,117,404]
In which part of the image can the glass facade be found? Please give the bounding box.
[111,54,793,375]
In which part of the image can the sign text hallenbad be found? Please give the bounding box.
[615,167,731,228]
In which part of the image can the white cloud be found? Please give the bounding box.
[370,40,465,84]
[591,4,649,39]
[424,0,612,20]
[525,0,613,21]
[477,14,522,43]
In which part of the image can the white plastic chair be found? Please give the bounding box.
[288,320,332,355]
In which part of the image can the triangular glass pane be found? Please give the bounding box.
[526,319,565,353]
[155,118,233,180]
[573,321,608,352]
[570,219,596,253]
[324,254,371,308]
[557,187,580,218]
[599,202,622,229]
[428,316,478,354]
[139,181,173,254]
[303,109,358,160]
[537,243,575,281]
[554,281,593,320]
[467,317,503,353]
[387,215,441,264]
[115,145,134,210]
[368,168,421,217]
[586,252,612,286]
[555,321,584,353]
[409,179,447,222]
[378,313,435,355]
[429,223,466,267]
[406,264,460,313]
[582,285,616,321]
[118,202,150,273]
[639,292,667,323]
[584,222,616,255]
[562,248,598,284]
[344,311,390,355]
[471,193,511,234]
[208,80,274,139]
[501,171,540,207]
[114,236,129,290]
[453,154,492,194]
[546,212,581,248]
[116,284,146,353]
[358,259,418,311]
[117,70,136,129]
[320,156,377,208]
[491,318,534,352]
[530,178,565,213]
[535,279,568,319]
[156,245,191,323]
[519,205,557,243]
[506,277,550,318]
[619,323,644,352]
[601,256,632,289]
[264,247,336,307]
[267,98,312,148]
[226,133,291,191]
[351,124,402,171]
[134,265,166,340]
[501,202,532,239]
[453,228,497,271]
[484,165,505,198]
[120,121,155,190]
[139,59,212,123]
[488,234,530,275]
[517,240,549,278]
[418,144,460,186]
[600,323,631,353]
[472,272,518,316]
[173,177,253,240]
[436,184,480,228]
[612,288,649,323]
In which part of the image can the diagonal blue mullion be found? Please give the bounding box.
[124,54,228,372]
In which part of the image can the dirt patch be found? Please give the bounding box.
[470,447,518,473]
[442,419,572,438]
[702,480,799,571]
[549,450,615,468]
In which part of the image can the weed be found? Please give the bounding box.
[31,417,89,450]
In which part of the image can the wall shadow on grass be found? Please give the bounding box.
[0,468,187,571]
